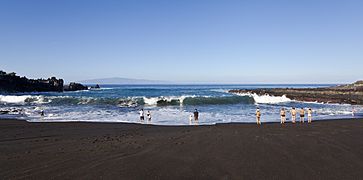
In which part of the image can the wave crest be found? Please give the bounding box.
[0,95,255,106]
[0,95,46,104]
[234,93,292,104]
[183,96,254,105]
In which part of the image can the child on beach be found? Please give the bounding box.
[308,108,312,123]
[147,111,151,121]
[300,108,305,123]
[256,107,261,125]
[291,107,296,123]
[280,108,286,124]
[189,114,194,125]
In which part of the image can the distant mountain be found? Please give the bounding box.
[80,77,169,85]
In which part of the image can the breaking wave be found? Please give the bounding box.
[1,93,294,107]
[233,93,292,104]
[183,96,254,105]
[0,95,46,104]
[0,95,255,107]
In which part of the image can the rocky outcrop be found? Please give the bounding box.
[0,70,88,93]
[90,84,100,89]
[63,82,88,91]
[0,71,64,92]
[229,81,363,105]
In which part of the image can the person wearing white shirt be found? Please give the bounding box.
[139,109,144,121]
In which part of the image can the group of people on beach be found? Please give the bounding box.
[139,108,200,123]
[139,109,152,121]
[140,107,314,125]
[256,107,313,125]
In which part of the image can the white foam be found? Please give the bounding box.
[315,109,354,115]
[0,95,46,104]
[0,95,31,103]
[26,107,217,125]
[90,87,114,90]
[143,97,159,105]
[77,97,93,105]
[234,93,291,104]
[22,102,360,125]
[167,95,196,105]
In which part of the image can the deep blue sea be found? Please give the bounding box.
[0,84,361,125]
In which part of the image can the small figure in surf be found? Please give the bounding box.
[280,108,286,124]
[139,109,144,121]
[300,108,305,123]
[256,107,261,125]
[40,110,45,117]
[291,107,297,123]
[308,108,312,123]
[189,114,195,125]
[147,111,151,121]
[194,109,199,121]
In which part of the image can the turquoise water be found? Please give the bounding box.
[0,84,361,125]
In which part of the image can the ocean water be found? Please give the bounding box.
[0,84,362,125]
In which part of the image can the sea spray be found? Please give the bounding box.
[233,93,292,104]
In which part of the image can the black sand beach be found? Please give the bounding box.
[1,119,363,180]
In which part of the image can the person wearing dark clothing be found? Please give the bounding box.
[193,109,199,121]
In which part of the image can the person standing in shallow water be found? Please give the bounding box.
[194,109,199,121]
[291,107,296,123]
[139,109,144,121]
[256,107,261,125]
[300,108,305,123]
[280,108,286,124]
[147,111,151,121]
[308,108,313,123]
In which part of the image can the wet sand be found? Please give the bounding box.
[1,119,363,180]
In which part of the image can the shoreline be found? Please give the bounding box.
[1,118,363,179]
[0,115,361,126]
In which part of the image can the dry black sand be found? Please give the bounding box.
[1,119,363,180]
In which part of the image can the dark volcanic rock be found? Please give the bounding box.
[0,110,10,114]
[90,84,100,89]
[0,70,89,93]
[0,71,63,92]
[229,81,363,105]
[63,82,88,91]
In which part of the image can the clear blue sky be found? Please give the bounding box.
[1,0,362,83]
